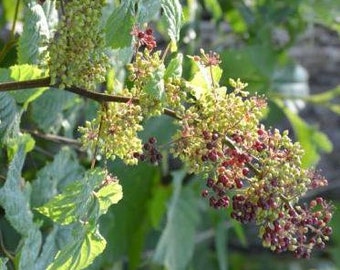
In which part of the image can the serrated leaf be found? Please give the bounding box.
[0,147,33,235]
[0,92,17,139]
[106,2,136,48]
[19,227,43,270]
[164,53,183,80]
[31,147,85,207]
[36,169,104,225]
[137,0,161,24]
[34,226,59,270]
[18,2,50,65]
[97,181,123,216]
[47,226,106,270]
[161,0,182,50]
[31,89,76,133]
[144,63,165,100]
[0,147,42,269]
[153,170,200,270]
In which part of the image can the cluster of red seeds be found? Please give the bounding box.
[134,137,162,165]
[131,26,157,51]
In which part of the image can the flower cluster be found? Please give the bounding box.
[169,50,333,257]
[48,0,109,90]
[126,49,165,116]
[79,99,144,165]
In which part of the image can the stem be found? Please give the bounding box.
[0,77,180,119]
[10,0,21,39]
[0,230,15,262]
[91,104,106,169]
[24,129,81,146]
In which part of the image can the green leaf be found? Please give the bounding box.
[203,0,223,20]
[105,2,136,48]
[18,2,50,65]
[161,0,182,50]
[144,63,165,100]
[9,65,45,107]
[215,220,228,270]
[97,181,123,216]
[137,0,161,24]
[31,147,85,207]
[164,53,183,80]
[97,163,160,269]
[36,169,122,225]
[36,170,104,225]
[34,226,59,270]
[0,147,33,235]
[153,170,200,270]
[0,146,42,270]
[187,57,223,99]
[0,92,17,139]
[275,99,333,167]
[147,183,172,229]
[47,225,106,270]
[31,89,77,133]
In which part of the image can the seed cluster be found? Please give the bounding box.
[79,100,144,165]
[48,0,109,90]
[170,50,333,258]
[76,22,333,258]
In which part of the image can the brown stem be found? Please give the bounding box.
[0,77,180,119]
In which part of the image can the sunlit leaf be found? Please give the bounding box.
[161,0,182,50]
[31,147,85,207]
[47,226,106,270]
[164,53,183,80]
[106,1,135,48]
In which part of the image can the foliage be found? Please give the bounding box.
[0,0,339,269]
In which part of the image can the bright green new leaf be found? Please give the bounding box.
[6,64,46,109]
[96,181,123,216]
[106,2,136,48]
[187,57,223,99]
[47,226,106,270]
[164,53,183,80]
[153,170,200,270]
[36,169,122,225]
[161,0,182,50]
